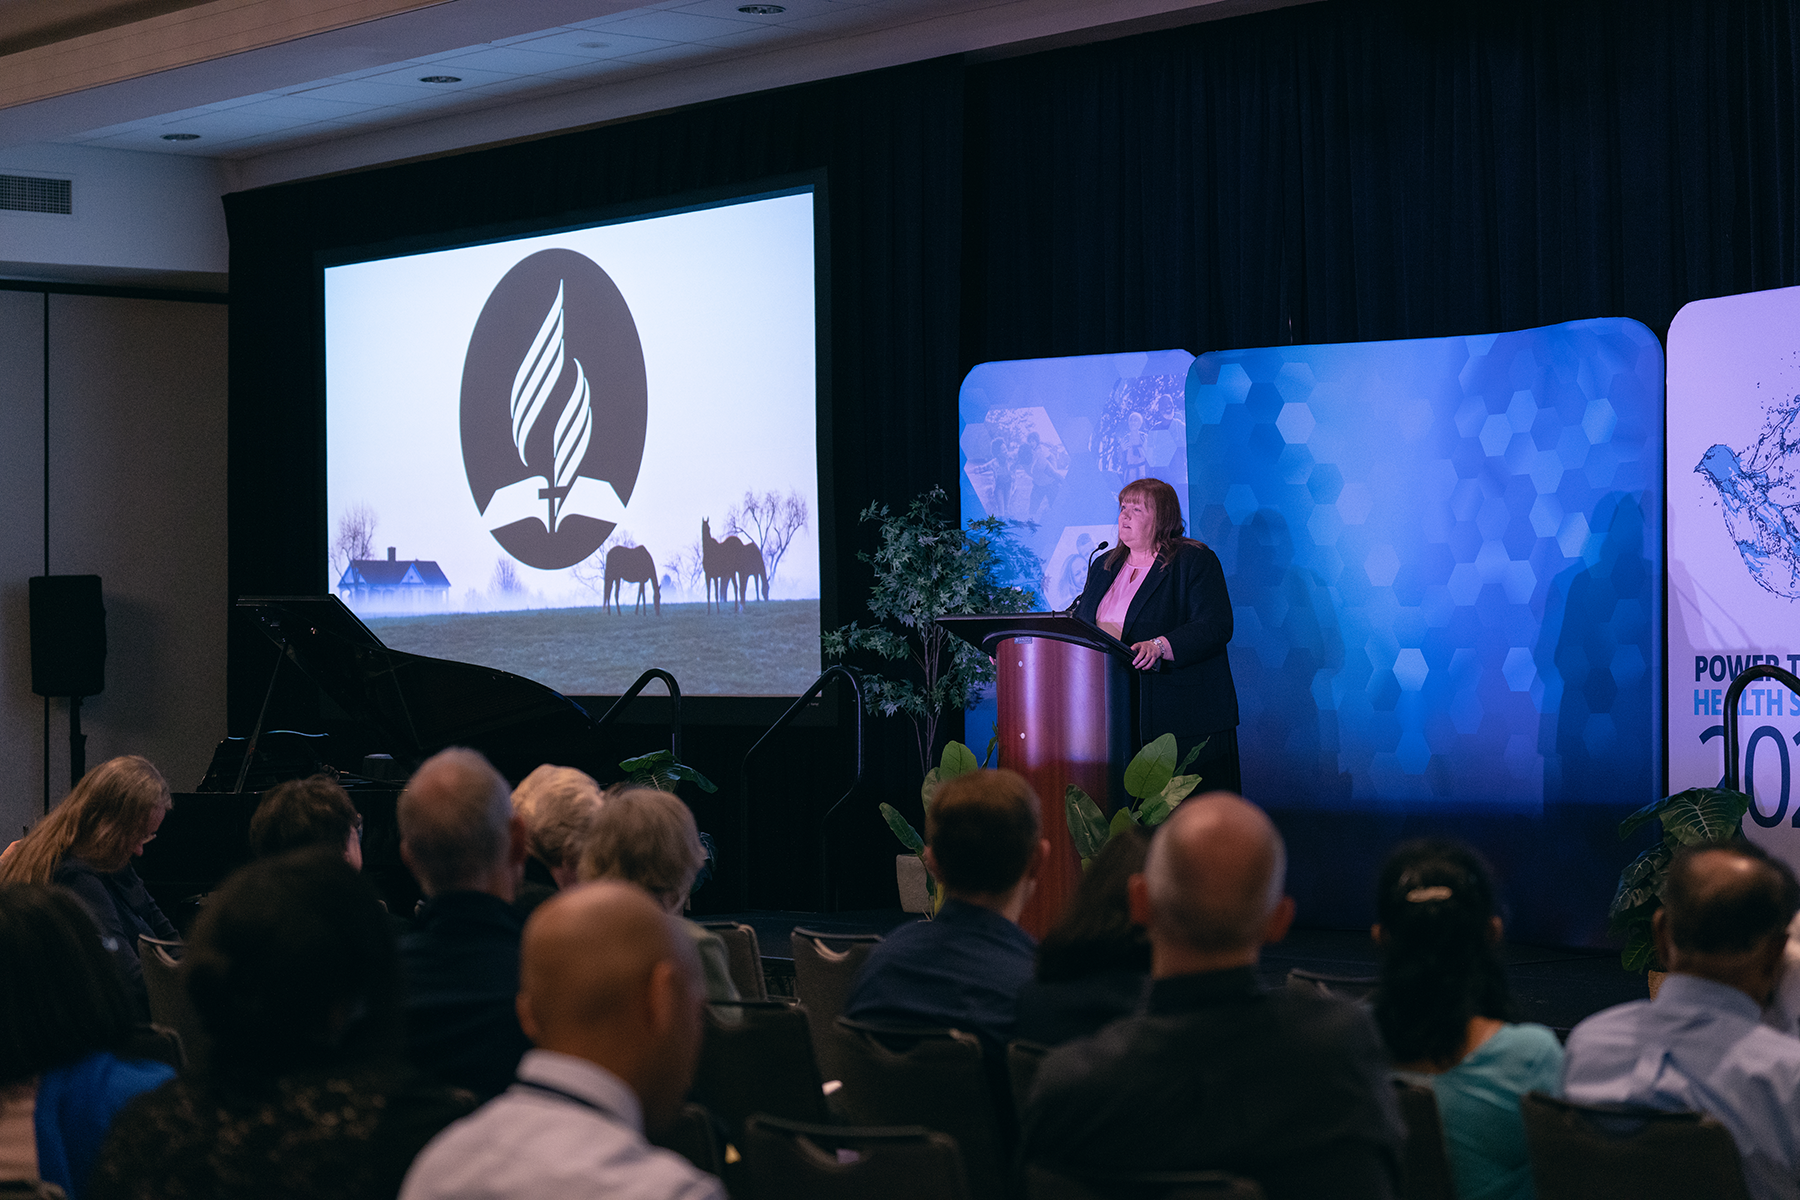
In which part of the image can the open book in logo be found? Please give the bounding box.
[460,249,647,570]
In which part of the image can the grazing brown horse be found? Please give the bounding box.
[604,544,660,616]
[732,538,767,603]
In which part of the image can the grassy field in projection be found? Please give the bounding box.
[365,600,821,696]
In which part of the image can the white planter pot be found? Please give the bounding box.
[896,853,931,913]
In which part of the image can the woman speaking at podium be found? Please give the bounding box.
[1075,478,1241,794]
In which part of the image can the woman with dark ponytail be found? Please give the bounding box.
[1372,840,1562,1200]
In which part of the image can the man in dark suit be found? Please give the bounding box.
[397,747,533,1099]
[1021,792,1404,1200]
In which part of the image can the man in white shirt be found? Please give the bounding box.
[400,880,723,1200]
[1563,841,1800,1200]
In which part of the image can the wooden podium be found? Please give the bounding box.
[938,613,1135,938]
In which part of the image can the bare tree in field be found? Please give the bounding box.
[491,558,523,595]
[331,504,377,581]
[726,489,809,594]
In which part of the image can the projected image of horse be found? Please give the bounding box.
[702,517,768,612]
[605,544,660,615]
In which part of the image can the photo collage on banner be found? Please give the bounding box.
[1668,286,1800,869]
[957,350,1196,756]
[1187,321,1664,814]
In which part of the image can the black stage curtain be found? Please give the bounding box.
[224,58,966,911]
[225,0,1800,933]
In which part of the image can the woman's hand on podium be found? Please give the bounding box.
[1129,637,1171,670]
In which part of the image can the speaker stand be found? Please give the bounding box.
[68,695,87,788]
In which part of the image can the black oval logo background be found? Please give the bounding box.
[460,248,648,570]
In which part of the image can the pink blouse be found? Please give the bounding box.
[1095,559,1154,640]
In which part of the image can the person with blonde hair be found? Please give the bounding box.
[576,787,738,1002]
[512,765,603,891]
[0,756,177,1020]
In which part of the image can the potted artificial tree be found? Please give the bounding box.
[1609,786,1752,993]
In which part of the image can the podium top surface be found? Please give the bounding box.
[936,612,1133,658]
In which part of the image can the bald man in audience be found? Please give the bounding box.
[397,747,533,1100]
[1563,842,1800,1200]
[1022,793,1404,1200]
[399,882,723,1200]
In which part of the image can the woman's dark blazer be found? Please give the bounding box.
[1074,540,1239,741]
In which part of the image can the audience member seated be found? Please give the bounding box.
[1563,841,1800,1200]
[0,884,174,1200]
[87,848,474,1200]
[843,768,1049,1048]
[575,788,738,1002]
[396,748,533,1100]
[1373,840,1562,1200]
[1014,826,1151,1046]
[1022,792,1404,1200]
[249,774,364,866]
[399,881,722,1200]
[509,765,603,920]
[0,757,177,1021]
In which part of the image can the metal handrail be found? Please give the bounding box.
[591,668,683,760]
[739,665,865,911]
[1722,664,1800,791]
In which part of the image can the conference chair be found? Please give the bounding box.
[650,1102,726,1177]
[700,920,769,1000]
[1023,1163,1265,1200]
[1391,1078,1457,1200]
[689,999,830,1142]
[138,936,209,1072]
[1007,1039,1050,1114]
[789,927,881,1079]
[1283,968,1379,1001]
[1520,1091,1752,1200]
[832,1016,1012,1199]
[742,1115,972,1200]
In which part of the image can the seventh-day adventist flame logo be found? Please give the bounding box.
[460,248,647,570]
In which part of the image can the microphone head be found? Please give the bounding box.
[1095,540,1110,550]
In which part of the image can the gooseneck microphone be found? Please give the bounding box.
[1063,540,1111,615]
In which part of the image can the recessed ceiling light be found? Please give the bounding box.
[161,133,200,141]
[737,4,785,12]
[577,42,609,49]
[419,75,462,84]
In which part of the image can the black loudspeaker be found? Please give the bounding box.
[30,575,106,698]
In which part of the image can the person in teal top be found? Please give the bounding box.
[1373,841,1563,1200]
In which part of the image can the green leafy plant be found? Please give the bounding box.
[1064,734,1205,870]
[619,750,718,795]
[1608,786,1752,972]
[821,487,1039,777]
[878,740,988,917]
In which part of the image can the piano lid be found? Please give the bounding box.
[237,596,602,777]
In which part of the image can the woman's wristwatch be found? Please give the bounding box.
[1154,636,1168,659]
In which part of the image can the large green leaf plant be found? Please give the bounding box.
[821,487,1038,777]
[1064,734,1206,869]
[879,740,987,918]
[1608,785,1752,972]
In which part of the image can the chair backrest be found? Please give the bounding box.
[689,1000,828,1141]
[832,1016,1011,1200]
[700,920,768,1000]
[1007,1039,1050,1114]
[650,1102,725,1178]
[0,1182,69,1199]
[1391,1078,1457,1200]
[789,928,881,1080]
[1520,1091,1753,1200]
[1023,1162,1266,1200]
[743,1114,972,1200]
[1283,968,1379,1002]
[137,936,208,1072]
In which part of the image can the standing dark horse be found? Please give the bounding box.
[604,544,660,616]
[702,519,733,614]
[731,538,767,603]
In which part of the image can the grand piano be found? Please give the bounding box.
[137,596,680,925]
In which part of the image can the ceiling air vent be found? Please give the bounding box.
[0,174,72,215]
